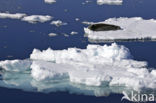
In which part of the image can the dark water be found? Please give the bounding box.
[0,87,125,103]
[0,0,156,103]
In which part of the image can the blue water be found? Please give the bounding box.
[0,0,156,103]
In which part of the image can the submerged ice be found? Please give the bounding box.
[84,17,156,42]
[0,43,156,96]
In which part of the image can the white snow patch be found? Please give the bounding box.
[84,17,156,41]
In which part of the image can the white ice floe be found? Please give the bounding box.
[50,20,67,27]
[0,12,53,24]
[84,17,156,42]
[0,43,156,95]
[97,0,123,5]
[82,0,92,5]
[70,31,78,35]
[82,21,94,25]
[0,12,26,19]
[44,0,56,4]
[75,18,80,21]
[48,33,58,37]
[22,15,52,23]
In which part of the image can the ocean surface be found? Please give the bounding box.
[0,0,156,103]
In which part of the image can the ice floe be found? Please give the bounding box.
[0,12,53,24]
[48,33,58,37]
[84,17,156,42]
[82,0,92,5]
[44,0,56,4]
[75,18,80,21]
[70,31,78,35]
[82,21,94,25]
[0,43,156,96]
[0,12,26,19]
[50,20,67,27]
[97,0,123,5]
[22,15,52,23]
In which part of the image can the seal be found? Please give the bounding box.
[88,23,121,31]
